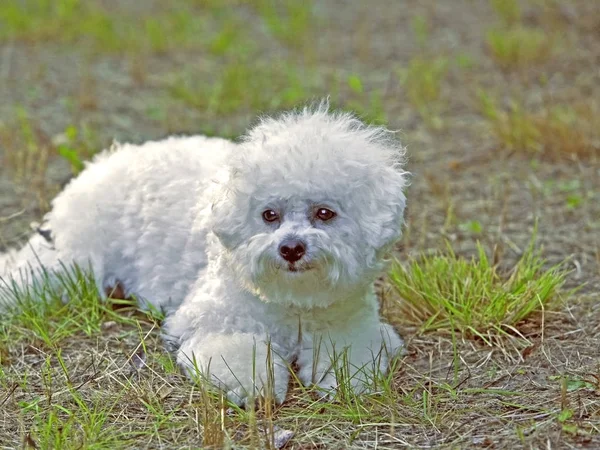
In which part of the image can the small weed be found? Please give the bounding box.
[55,124,98,175]
[388,230,569,341]
[565,194,583,209]
[459,220,483,234]
[486,26,554,69]
[170,62,315,115]
[411,15,430,48]
[0,0,118,48]
[549,374,598,393]
[339,74,388,125]
[349,91,388,126]
[455,52,476,70]
[0,108,50,187]
[478,90,600,158]
[0,0,206,54]
[478,91,540,151]
[254,0,314,51]
[77,69,98,111]
[490,0,521,26]
[347,74,364,95]
[208,20,253,57]
[138,12,205,54]
[399,57,448,129]
[0,264,141,347]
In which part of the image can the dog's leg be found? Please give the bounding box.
[296,321,403,398]
[176,331,290,407]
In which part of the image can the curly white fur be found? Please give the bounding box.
[0,104,409,405]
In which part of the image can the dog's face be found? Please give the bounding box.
[210,108,408,308]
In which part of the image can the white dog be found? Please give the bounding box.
[0,105,408,405]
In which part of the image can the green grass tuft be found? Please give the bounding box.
[170,62,317,115]
[0,0,208,54]
[253,0,314,51]
[399,57,448,129]
[0,263,155,347]
[388,233,569,341]
[478,90,600,158]
[490,0,521,26]
[486,26,554,69]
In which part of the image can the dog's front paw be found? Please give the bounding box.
[177,332,289,407]
[296,352,371,400]
[297,323,404,399]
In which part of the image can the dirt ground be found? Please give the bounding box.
[0,0,599,448]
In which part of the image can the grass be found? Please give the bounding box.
[478,90,600,158]
[0,238,586,447]
[486,0,557,70]
[1,0,600,447]
[253,0,314,52]
[0,0,315,58]
[0,108,50,188]
[170,62,318,116]
[0,265,406,448]
[0,112,98,211]
[55,124,98,175]
[490,0,522,27]
[0,1,236,56]
[0,0,121,50]
[387,233,569,342]
[486,26,554,70]
[0,0,228,55]
[340,74,388,125]
[398,57,449,129]
[0,264,147,347]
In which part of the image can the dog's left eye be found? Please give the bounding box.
[315,208,336,221]
[262,209,279,223]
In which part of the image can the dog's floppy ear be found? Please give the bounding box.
[363,164,409,254]
[210,186,244,249]
[208,167,254,250]
[377,167,408,250]
[321,110,409,254]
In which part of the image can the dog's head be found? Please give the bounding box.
[210,105,408,308]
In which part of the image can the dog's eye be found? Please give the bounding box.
[262,209,279,223]
[315,208,336,221]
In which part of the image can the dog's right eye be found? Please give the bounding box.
[262,209,279,223]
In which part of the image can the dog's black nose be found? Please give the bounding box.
[279,239,306,263]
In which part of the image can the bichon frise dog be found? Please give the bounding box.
[0,104,408,405]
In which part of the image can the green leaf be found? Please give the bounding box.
[65,124,78,141]
[558,408,573,423]
[347,75,363,94]
[566,195,583,209]
[58,145,84,173]
[459,220,483,234]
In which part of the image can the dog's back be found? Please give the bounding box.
[1,135,235,312]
